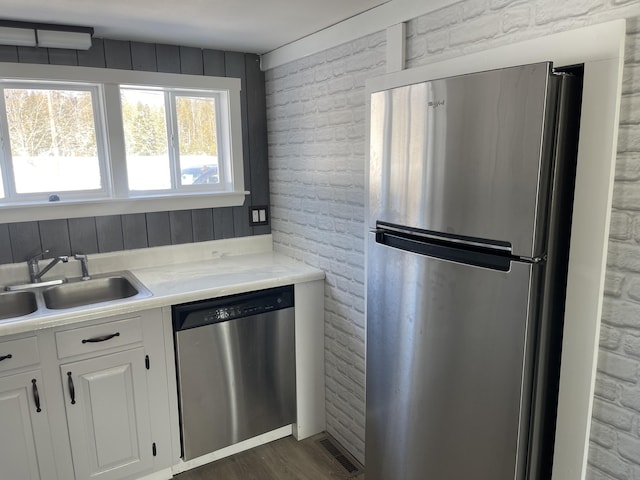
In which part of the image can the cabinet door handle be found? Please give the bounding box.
[31,379,41,413]
[67,372,76,405]
[0,354,12,362]
[81,332,120,344]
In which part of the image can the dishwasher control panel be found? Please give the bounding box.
[172,285,294,331]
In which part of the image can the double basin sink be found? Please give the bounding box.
[0,272,152,321]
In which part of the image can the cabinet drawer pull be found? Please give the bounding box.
[67,372,76,405]
[81,332,120,344]
[0,354,12,362]
[31,379,41,412]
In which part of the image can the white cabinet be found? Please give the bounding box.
[0,369,57,480]
[0,308,172,480]
[62,348,154,480]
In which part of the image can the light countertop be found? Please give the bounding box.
[0,236,324,337]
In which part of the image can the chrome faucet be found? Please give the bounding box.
[74,253,91,280]
[28,250,69,283]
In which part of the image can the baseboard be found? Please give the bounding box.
[171,425,293,475]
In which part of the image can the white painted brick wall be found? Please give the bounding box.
[265,0,640,474]
[265,33,386,463]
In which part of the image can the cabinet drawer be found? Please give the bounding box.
[0,336,40,374]
[56,316,143,359]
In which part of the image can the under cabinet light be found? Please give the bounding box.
[0,26,37,47]
[0,20,93,50]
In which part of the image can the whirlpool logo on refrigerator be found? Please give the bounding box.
[428,100,445,108]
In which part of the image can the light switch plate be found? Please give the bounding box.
[249,206,269,226]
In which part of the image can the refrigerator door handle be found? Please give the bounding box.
[372,223,547,267]
[372,227,513,272]
[374,222,512,252]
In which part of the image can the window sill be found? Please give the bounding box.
[0,191,250,223]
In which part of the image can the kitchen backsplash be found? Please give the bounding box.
[0,38,270,265]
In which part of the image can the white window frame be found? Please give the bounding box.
[170,90,229,193]
[0,62,247,223]
[120,86,228,196]
[0,80,111,202]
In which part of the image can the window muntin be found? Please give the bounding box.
[0,83,107,200]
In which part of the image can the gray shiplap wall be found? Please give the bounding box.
[0,38,270,263]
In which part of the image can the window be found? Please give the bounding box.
[0,63,246,222]
[120,88,171,191]
[120,88,224,193]
[175,94,220,188]
[1,84,107,200]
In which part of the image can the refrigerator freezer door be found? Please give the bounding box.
[365,237,538,480]
[369,62,555,258]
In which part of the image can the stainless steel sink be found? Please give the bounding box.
[42,273,150,310]
[0,291,38,320]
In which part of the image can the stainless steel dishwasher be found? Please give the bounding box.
[172,285,296,460]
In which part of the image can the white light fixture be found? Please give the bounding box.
[36,29,92,50]
[0,26,36,47]
[0,20,93,50]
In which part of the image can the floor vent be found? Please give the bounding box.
[318,436,363,477]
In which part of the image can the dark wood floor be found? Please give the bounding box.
[175,434,365,480]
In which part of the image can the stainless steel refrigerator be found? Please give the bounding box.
[365,62,582,480]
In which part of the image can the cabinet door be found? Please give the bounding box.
[61,348,153,480]
[0,370,57,480]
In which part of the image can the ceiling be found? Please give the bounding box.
[0,0,390,54]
